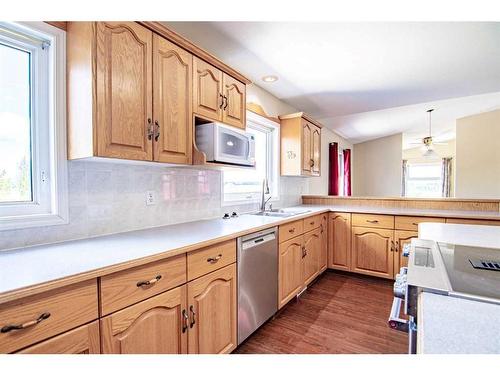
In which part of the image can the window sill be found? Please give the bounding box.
[221,196,280,207]
[0,211,69,231]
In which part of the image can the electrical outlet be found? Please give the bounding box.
[146,190,156,206]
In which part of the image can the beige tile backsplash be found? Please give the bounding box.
[0,160,309,251]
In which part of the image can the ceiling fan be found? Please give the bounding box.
[409,109,447,157]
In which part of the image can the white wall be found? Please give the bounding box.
[455,109,500,199]
[353,133,403,197]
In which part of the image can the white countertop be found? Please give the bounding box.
[1,204,499,303]
[0,206,326,300]
[419,292,500,354]
[417,222,500,354]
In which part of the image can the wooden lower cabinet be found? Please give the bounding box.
[17,321,100,354]
[319,214,328,272]
[351,227,394,279]
[278,236,304,308]
[302,228,321,286]
[100,285,188,354]
[187,264,237,354]
[328,212,352,271]
[394,230,417,273]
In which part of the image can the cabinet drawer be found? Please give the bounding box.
[352,213,394,229]
[187,240,236,281]
[0,279,98,353]
[100,255,186,316]
[279,220,304,243]
[395,216,445,231]
[303,214,321,232]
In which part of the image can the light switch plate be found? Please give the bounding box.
[146,190,156,206]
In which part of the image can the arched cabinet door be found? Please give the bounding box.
[278,236,304,308]
[222,74,246,129]
[311,125,321,176]
[193,56,223,121]
[96,22,153,161]
[328,212,352,271]
[303,227,321,286]
[187,264,237,354]
[153,34,193,164]
[301,121,313,175]
[351,227,394,279]
[100,286,187,354]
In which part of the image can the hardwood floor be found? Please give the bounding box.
[235,271,408,354]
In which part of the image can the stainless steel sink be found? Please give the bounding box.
[251,209,311,218]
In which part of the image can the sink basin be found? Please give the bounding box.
[251,209,311,218]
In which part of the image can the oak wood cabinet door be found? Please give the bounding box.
[319,214,328,272]
[96,22,153,161]
[351,227,394,279]
[328,212,352,271]
[193,57,223,121]
[222,74,246,129]
[17,322,100,354]
[311,125,321,176]
[394,230,417,274]
[187,264,237,354]
[303,228,321,286]
[153,34,193,164]
[278,236,304,309]
[301,121,313,175]
[100,286,188,354]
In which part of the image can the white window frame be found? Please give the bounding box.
[222,110,280,205]
[0,22,68,231]
[403,161,442,198]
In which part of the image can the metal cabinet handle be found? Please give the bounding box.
[1,312,51,333]
[219,93,224,109]
[288,228,295,234]
[136,275,162,287]
[154,120,160,142]
[147,118,153,140]
[302,246,307,258]
[390,240,395,252]
[395,241,399,252]
[320,224,324,234]
[309,159,315,167]
[182,309,188,333]
[189,305,196,328]
[223,95,228,110]
[412,222,419,226]
[207,254,222,264]
[366,220,379,224]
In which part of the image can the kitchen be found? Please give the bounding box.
[1,1,500,372]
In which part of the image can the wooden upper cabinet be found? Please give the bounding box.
[279,112,322,177]
[100,286,188,354]
[302,227,321,286]
[187,264,237,354]
[278,236,303,308]
[328,212,352,271]
[193,57,223,121]
[222,74,246,129]
[17,322,100,354]
[301,121,313,175]
[153,35,193,164]
[311,125,321,175]
[351,227,394,279]
[96,22,153,161]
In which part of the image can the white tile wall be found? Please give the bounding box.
[0,160,309,251]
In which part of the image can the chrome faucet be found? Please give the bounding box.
[260,178,272,212]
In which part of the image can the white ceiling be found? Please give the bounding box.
[164,22,500,143]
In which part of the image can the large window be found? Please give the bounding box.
[403,161,442,198]
[223,111,279,204]
[0,22,67,230]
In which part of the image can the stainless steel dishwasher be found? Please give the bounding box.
[237,227,278,345]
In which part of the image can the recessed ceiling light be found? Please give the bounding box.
[262,75,278,83]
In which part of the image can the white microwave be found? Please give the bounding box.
[195,122,255,167]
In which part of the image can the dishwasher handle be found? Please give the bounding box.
[241,232,276,250]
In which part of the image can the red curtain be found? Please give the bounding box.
[328,142,339,195]
[343,148,352,196]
